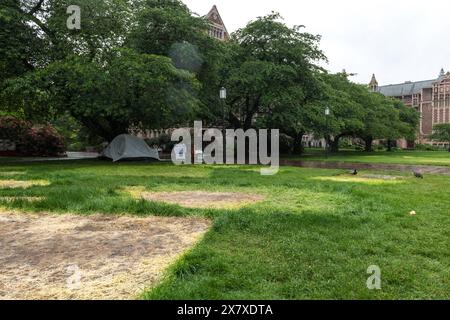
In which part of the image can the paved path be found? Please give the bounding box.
[280,159,450,176]
[0,152,99,163]
[3,153,450,176]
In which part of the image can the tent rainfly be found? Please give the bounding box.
[102,134,160,162]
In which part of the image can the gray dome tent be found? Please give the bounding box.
[102,134,160,162]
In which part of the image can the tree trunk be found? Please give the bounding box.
[364,137,373,152]
[387,139,393,152]
[330,137,340,153]
[292,132,304,155]
[329,133,347,153]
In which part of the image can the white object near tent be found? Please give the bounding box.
[102,134,160,162]
[173,143,187,161]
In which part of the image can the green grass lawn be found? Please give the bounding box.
[285,149,450,166]
[0,160,449,299]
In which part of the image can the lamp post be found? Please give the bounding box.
[220,87,227,130]
[220,87,227,162]
[325,106,330,159]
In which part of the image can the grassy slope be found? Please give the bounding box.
[285,150,450,166]
[0,160,449,299]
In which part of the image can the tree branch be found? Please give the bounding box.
[28,0,45,16]
[24,11,55,40]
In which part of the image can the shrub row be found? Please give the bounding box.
[0,116,66,157]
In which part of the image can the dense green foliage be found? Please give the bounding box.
[127,0,226,125]
[304,72,419,152]
[220,13,325,153]
[431,124,450,151]
[0,0,203,140]
[219,15,418,153]
[4,49,200,140]
[0,0,40,87]
[0,0,419,149]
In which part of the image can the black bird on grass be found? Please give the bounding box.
[413,171,424,179]
[350,169,358,176]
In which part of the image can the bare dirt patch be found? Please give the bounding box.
[0,171,26,176]
[314,173,405,184]
[360,174,404,180]
[140,190,265,209]
[0,179,49,189]
[0,196,43,202]
[0,211,210,300]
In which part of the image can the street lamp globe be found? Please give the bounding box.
[220,87,227,100]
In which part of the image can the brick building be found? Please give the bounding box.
[205,5,229,41]
[370,70,450,147]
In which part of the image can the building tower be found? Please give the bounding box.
[439,68,445,78]
[205,5,229,41]
[369,74,378,92]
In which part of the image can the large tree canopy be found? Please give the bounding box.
[304,71,419,152]
[221,13,325,153]
[3,49,200,141]
[0,1,43,89]
[1,0,131,63]
[303,72,365,152]
[1,0,205,140]
[128,0,227,125]
[1,1,420,149]
[128,0,211,59]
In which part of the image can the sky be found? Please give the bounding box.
[182,0,450,85]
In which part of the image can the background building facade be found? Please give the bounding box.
[205,5,229,41]
[371,70,450,147]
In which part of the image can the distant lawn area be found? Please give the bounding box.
[286,149,450,166]
[0,161,449,299]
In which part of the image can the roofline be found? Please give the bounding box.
[379,78,437,88]
[205,5,229,36]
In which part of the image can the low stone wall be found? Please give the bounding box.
[0,140,19,156]
[0,140,16,152]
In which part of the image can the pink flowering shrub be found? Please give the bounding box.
[0,116,32,141]
[0,116,66,157]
